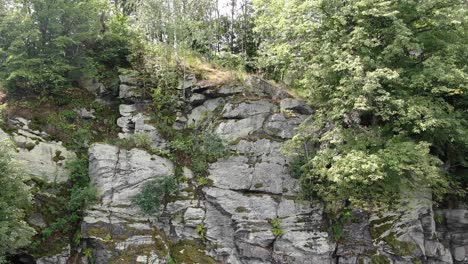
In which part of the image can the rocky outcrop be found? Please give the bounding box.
[81,144,174,263]
[1,117,75,182]
[6,72,465,263]
[76,73,467,264]
[436,209,468,263]
[36,247,70,264]
[116,104,167,149]
[335,190,468,264]
[97,74,336,263]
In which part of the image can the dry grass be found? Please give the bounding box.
[175,48,247,87]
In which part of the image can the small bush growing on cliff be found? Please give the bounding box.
[41,157,96,245]
[170,132,229,176]
[132,176,177,215]
[0,140,35,263]
[116,133,154,152]
[269,218,284,237]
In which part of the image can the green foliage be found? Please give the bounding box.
[196,177,213,187]
[116,133,154,152]
[170,132,229,176]
[132,0,218,53]
[91,13,133,68]
[130,42,180,92]
[370,254,391,264]
[89,11,135,92]
[258,0,468,211]
[328,208,353,241]
[269,218,284,237]
[0,0,134,98]
[132,176,177,215]
[170,239,218,264]
[83,248,95,264]
[151,87,178,125]
[0,0,103,96]
[167,257,176,264]
[195,224,207,241]
[129,42,181,129]
[42,157,96,243]
[0,139,35,262]
[289,155,307,179]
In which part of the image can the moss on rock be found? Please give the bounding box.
[370,254,390,264]
[171,240,218,264]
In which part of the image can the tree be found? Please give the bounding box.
[255,0,468,212]
[0,139,35,263]
[133,0,218,53]
[0,0,105,96]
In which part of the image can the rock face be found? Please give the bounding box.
[77,75,468,264]
[436,209,468,263]
[1,117,75,182]
[36,247,70,264]
[81,144,174,264]
[6,73,465,263]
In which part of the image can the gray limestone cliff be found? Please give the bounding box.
[1,74,467,264]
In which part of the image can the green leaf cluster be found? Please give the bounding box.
[132,176,177,215]
[256,0,468,211]
[170,132,229,175]
[42,157,96,244]
[0,0,134,97]
[0,139,35,263]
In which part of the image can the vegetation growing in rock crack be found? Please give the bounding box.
[269,218,284,237]
[132,176,177,215]
[169,132,230,176]
[40,157,96,247]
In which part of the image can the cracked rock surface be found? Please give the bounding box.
[66,75,468,263]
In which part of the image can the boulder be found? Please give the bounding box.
[264,113,306,139]
[280,98,313,114]
[189,93,206,105]
[214,115,265,142]
[119,72,139,85]
[203,187,334,263]
[222,100,277,119]
[187,98,225,127]
[209,139,299,195]
[13,134,75,183]
[119,84,140,99]
[119,104,137,117]
[245,76,290,99]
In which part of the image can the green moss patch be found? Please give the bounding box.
[370,254,390,264]
[235,206,250,213]
[171,240,218,264]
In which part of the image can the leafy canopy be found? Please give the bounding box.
[255,0,468,211]
[0,0,133,97]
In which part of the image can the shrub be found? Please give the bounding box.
[195,224,206,241]
[170,132,229,177]
[269,218,283,237]
[132,176,177,215]
[41,157,96,244]
[116,133,154,152]
[0,140,35,262]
